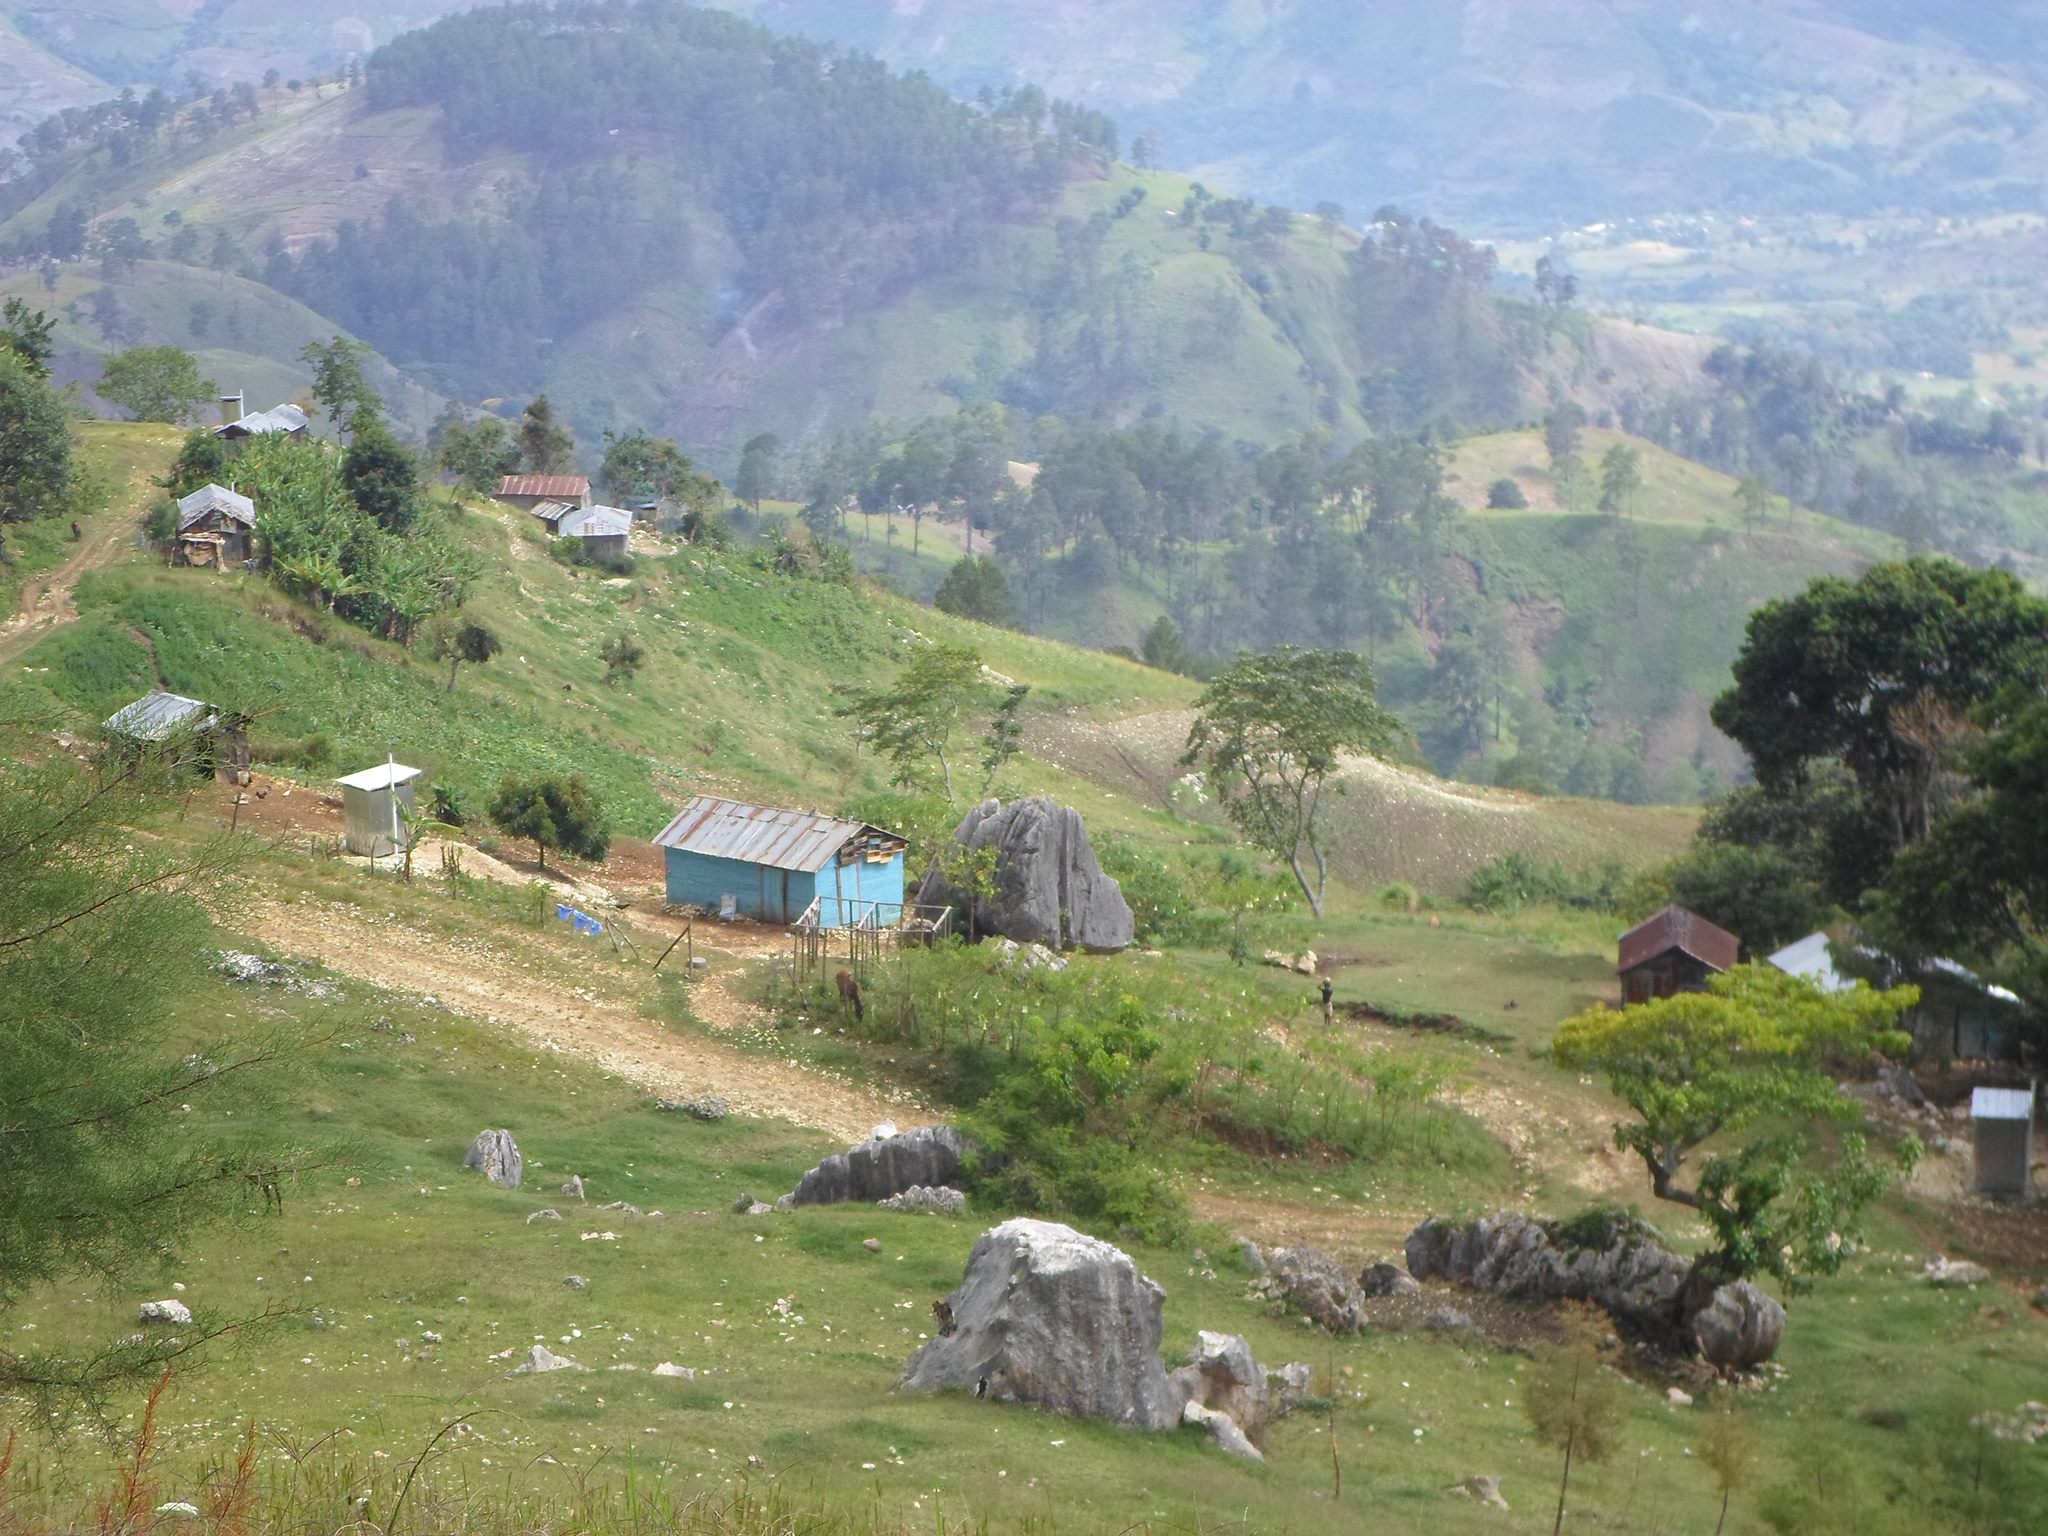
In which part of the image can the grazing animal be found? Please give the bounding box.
[835,968,864,1021]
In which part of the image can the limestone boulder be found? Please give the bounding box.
[462,1128,522,1189]
[787,1125,971,1207]
[901,1218,1182,1429]
[1692,1282,1786,1372]
[1252,1245,1368,1334]
[914,798,1134,952]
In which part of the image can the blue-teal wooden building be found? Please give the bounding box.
[653,796,909,928]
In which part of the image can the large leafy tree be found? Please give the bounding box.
[518,395,574,475]
[1181,647,1401,917]
[426,615,500,694]
[0,742,317,1413]
[932,555,1012,626]
[435,415,520,494]
[0,350,72,523]
[299,335,379,435]
[97,344,215,424]
[487,771,609,868]
[341,420,423,532]
[1711,558,2048,850]
[1555,965,1918,1313]
[1,297,57,379]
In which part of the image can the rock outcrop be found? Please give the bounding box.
[901,1218,1182,1428]
[462,1128,522,1188]
[1170,1330,1268,1430]
[786,1125,971,1208]
[914,798,1134,952]
[877,1184,966,1214]
[138,1299,191,1327]
[1406,1210,1788,1366]
[1251,1245,1368,1334]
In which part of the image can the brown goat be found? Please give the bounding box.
[835,968,864,1022]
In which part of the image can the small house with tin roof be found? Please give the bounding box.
[102,688,247,779]
[175,483,257,568]
[215,402,309,441]
[530,501,632,561]
[653,796,908,927]
[1617,905,1738,1005]
[496,474,592,513]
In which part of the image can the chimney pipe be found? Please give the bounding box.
[218,390,243,427]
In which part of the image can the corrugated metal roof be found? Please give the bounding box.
[216,403,308,437]
[104,689,217,742]
[558,504,633,538]
[177,483,256,531]
[652,795,905,874]
[528,500,572,525]
[1767,932,1851,993]
[1617,905,1739,975]
[499,474,590,500]
[1971,1087,2034,1122]
[336,762,424,792]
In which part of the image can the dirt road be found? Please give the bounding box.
[248,891,926,1143]
[0,510,137,667]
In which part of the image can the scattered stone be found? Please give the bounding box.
[510,1343,586,1375]
[913,797,1135,952]
[421,1331,442,1345]
[731,1192,759,1214]
[684,1096,728,1121]
[1935,1136,1971,1158]
[1360,1261,1421,1298]
[561,1175,586,1201]
[1260,949,1318,976]
[786,1125,971,1207]
[1667,1387,1694,1407]
[1692,1282,1785,1372]
[652,1361,696,1379]
[1424,1306,1475,1333]
[988,938,1070,973]
[878,1184,966,1214]
[1874,1062,1928,1107]
[462,1129,522,1189]
[1236,1237,1265,1273]
[599,1201,643,1216]
[563,1275,588,1290]
[138,1299,192,1327]
[1450,1475,1510,1510]
[1182,1400,1262,1462]
[1268,1362,1313,1405]
[154,1502,202,1518]
[527,1208,562,1224]
[862,1238,885,1253]
[1251,1246,1368,1334]
[211,950,338,998]
[902,1218,1181,1428]
[1922,1255,1992,1288]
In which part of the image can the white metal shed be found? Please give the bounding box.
[1970,1086,2036,1199]
[337,761,423,858]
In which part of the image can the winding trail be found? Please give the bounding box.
[0,511,135,666]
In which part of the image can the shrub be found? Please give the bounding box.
[1487,476,1529,509]
[251,731,332,769]
[1379,881,1421,913]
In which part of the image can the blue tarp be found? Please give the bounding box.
[555,903,604,937]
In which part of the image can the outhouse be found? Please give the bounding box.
[337,761,423,858]
[1971,1086,2035,1200]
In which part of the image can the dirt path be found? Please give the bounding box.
[246,891,926,1143]
[0,511,135,666]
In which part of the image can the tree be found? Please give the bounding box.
[1486,476,1528,509]
[0,352,72,523]
[600,627,645,687]
[1597,442,1642,517]
[1711,559,2048,850]
[518,396,574,474]
[0,743,316,1412]
[161,427,233,497]
[0,298,56,379]
[932,555,1012,625]
[97,345,215,424]
[1554,965,1919,1321]
[1734,473,1772,530]
[1533,254,1579,313]
[1652,840,1830,958]
[427,615,500,693]
[341,420,423,532]
[299,336,379,434]
[734,431,780,509]
[487,771,609,868]
[435,416,520,493]
[978,682,1030,797]
[1140,614,1189,673]
[1524,1348,1618,1536]
[1181,648,1402,917]
[836,643,994,804]
[598,429,705,505]
[1543,402,1584,468]
[1698,1407,1757,1536]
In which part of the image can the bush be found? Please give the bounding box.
[1487,476,1529,509]
[251,731,332,769]
[487,771,609,867]
[1464,853,1623,913]
[1379,881,1421,913]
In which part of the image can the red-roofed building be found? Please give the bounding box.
[1616,905,1739,1005]
[495,474,592,512]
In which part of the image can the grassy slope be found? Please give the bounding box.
[4,424,2046,1534]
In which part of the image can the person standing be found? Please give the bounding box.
[1319,976,1334,1026]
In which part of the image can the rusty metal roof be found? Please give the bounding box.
[1617,905,1739,976]
[498,474,590,500]
[652,796,905,873]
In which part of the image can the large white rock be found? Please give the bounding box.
[138,1299,192,1327]
[915,798,1135,952]
[901,1219,1181,1428]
